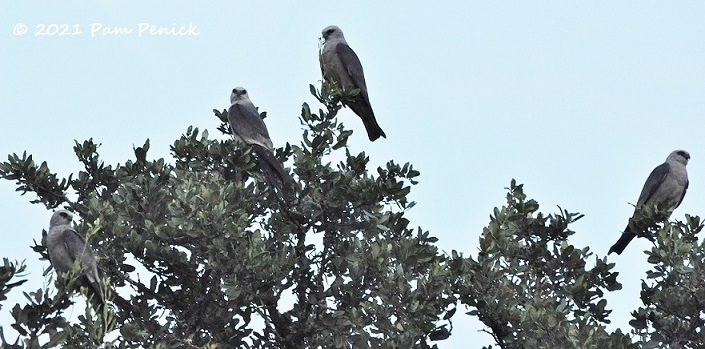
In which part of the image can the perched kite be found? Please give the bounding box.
[46,209,105,303]
[228,87,292,189]
[321,25,386,141]
[609,150,690,255]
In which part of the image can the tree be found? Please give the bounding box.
[1,82,704,348]
[0,82,456,348]
[453,180,634,348]
[629,212,705,348]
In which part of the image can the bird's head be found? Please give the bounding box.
[668,149,690,165]
[321,25,345,43]
[50,209,73,227]
[230,87,250,105]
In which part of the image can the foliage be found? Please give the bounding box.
[1,82,704,348]
[0,82,454,348]
[453,180,635,349]
[630,214,705,348]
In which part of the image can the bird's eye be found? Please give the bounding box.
[241,89,247,94]
[60,212,68,218]
[327,29,334,35]
[232,88,237,93]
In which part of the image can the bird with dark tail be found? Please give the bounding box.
[228,87,293,190]
[47,210,148,313]
[609,150,690,255]
[321,25,386,142]
[47,209,106,304]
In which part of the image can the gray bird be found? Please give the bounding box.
[609,150,690,255]
[321,25,386,141]
[228,87,292,188]
[47,209,105,303]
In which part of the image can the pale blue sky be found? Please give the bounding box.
[2,1,705,347]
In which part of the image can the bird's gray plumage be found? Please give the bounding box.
[228,87,292,188]
[609,150,690,255]
[46,209,105,303]
[321,25,386,141]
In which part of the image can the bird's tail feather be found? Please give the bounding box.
[347,101,386,141]
[80,273,106,305]
[608,225,636,255]
[81,275,142,316]
[253,145,294,189]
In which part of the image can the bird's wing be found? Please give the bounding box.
[675,179,689,209]
[57,228,90,261]
[60,228,104,300]
[336,43,370,101]
[636,162,670,207]
[228,103,274,150]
